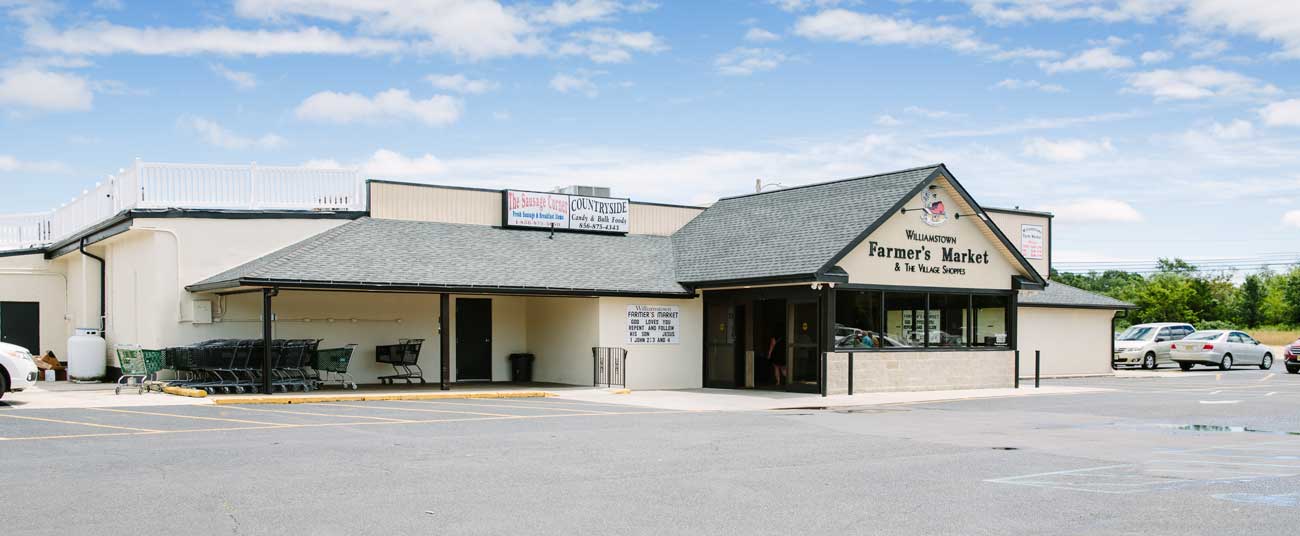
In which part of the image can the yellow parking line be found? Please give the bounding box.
[0,431,154,442]
[0,411,162,432]
[216,404,416,422]
[318,402,516,418]
[87,407,284,426]
[407,399,621,414]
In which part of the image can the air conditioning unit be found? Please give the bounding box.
[554,185,612,198]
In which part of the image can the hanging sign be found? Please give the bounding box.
[1020,224,1044,260]
[626,305,680,344]
[503,189,630,234]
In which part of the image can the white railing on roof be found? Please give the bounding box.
[0,160,363,252]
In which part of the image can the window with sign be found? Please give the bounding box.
[835,289,1014,351]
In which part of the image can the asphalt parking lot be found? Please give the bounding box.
[2,370,1298,535]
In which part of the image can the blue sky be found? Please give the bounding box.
[2,0,1300,270]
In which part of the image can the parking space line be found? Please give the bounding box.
[87,407,285,426]
[317,402,516,417]
[404,399,623,414]
[0,411,163,432]
[215,404,417,422]
[0,431,153,442]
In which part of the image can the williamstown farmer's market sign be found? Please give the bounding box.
[626,305,680,344]
[865,229,991,276]
[504,189,630,234]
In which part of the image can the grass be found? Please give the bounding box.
[1252,329,1299,346]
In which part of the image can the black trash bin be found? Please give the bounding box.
[508,353,535,383]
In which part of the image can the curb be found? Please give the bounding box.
[211,391,555,405]
[162,386,209,398]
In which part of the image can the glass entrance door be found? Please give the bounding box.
[705,301,741,388]
[787,300,820,393]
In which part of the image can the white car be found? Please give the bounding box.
[1170,330,1274,371]
[1113,323,1196,369]
[0,342,39,400]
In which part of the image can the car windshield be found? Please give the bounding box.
[1117,326,1155,341]
[1184,331,1223,341]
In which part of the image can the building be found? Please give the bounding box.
[0,161,1132,394]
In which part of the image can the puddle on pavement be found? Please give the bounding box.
[1159,424,1300,436]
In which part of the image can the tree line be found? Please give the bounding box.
[1052,259,1300,330]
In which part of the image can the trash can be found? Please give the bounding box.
[508,353,535,383]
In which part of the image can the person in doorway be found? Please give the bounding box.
[767,336,787,385]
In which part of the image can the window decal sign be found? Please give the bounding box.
[1020,224,1044,260]
[503,189,629,234]
[627,305,680,344]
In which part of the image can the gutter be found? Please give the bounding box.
[79,238,106,338]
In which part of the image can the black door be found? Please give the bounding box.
[455,299,492,381]
[0,302,40,354]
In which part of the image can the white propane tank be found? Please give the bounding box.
[68,328,107,383]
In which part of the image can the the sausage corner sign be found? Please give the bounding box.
[842,187,1015,287]
[504,189,630,234]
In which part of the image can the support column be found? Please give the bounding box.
[261,288,277,395]
[439,293,450,391]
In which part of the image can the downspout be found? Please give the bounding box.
[1111,309,1127,371]
[79,238,106,338]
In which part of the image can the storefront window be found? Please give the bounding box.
[835,290,883,349]
[884,292,927,348]
[973,294,1011,348]
[928,294,969,348]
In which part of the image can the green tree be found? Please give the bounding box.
[1281,268,1300,325]
[1133,273,1198,324]
[1237,274,1265,327]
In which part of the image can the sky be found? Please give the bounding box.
[1,0,1299,272]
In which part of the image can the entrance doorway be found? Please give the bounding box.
[702,287,825,393]
[787,300,821,393]
[752,299,786,390]
[0,301,39,354]
[455,298,492,381]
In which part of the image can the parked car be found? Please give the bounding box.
[1285,338,1300,374]
[1113,323,1196,369]
[1170,330,1274,371]
[0,341,39,401]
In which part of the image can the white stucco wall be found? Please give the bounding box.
[596,296,703,390]
[525,297,599,386]
[1017,306,1116,377]
[0,253,70,358]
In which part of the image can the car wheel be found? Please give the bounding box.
[1179,362,1194,371]
[1260,354,1273,370]
[0,371,8,400]
[1142,353,1156,370]
[1288,365,1300,375]
[1219,354,1233,371]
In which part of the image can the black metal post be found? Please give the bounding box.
[439,293,450,391]
[1034,350,1040,389]
[1014,350,1020,389]
[820,352,827,397]
[848,353,855,395]
[261,288,275,395]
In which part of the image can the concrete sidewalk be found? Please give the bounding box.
[0,383,213,410]
[555,385,1112,411]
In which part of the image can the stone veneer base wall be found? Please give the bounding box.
[825,350,1015,395]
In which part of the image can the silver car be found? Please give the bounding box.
[1113,323,1196,369]
[1170,330,1274,371]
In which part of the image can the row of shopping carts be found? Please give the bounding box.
[115,339,358,395]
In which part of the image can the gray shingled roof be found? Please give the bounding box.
[1019,281,1135,309]
[189,218,690,296]
[672,165,940,284]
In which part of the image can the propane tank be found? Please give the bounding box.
[68,328,107,383]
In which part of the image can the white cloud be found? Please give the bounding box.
[1259,99,1300,127]
[1182,0,1300,59]
[966,0,1176,25]
[904,106,964,119]
[92,0,124,9]
[714,47,786,76]
[0,155,68,173]
[770,0,846,12]
[210,64,257,90]
[1209,119,1254,140]
[991,78,1066,93]
[1284,210,1300,228]
[1172,32,1229,59]
[0,66,92,111]
[361,149,447,178]
[1022,137,1115,162]
[931,111,1139,138]
[1125,66,1280,101]
[875,114,902,126]
[26,22,402,56]
[180,116,284,149]
[1039,47,1133,73]
[1140,50,1172,63]
[529,0,624,26]
[557,28,666,63]
[550,72,599,97]
[294,89,463,126]
[426,73,499,94]
[793,9,990,54]
[988,47,1063,61]
[744,27,780,42]
[233,0,540,59]
[1044,198,1143,223]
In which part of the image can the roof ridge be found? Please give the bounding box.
[715,163,943,202]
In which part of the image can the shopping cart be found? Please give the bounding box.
[313,344,358,390]
[376,338,425,384]
[114,345,149,395]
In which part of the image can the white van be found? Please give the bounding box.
[1113,323,1196,369]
